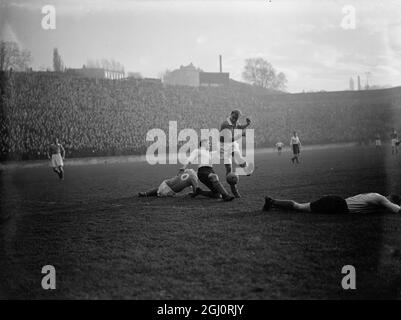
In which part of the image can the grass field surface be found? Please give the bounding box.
[1,145,400,299]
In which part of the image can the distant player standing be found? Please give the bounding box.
[374,133,382,149]
[48,138,65,180]
[276,141,284,155]
[220,110,253,198]
[138,169,198,197]
[290,131,301,164]
[390,128,399,155]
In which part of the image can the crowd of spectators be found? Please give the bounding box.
[1,71,400,161]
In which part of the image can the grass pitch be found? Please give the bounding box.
[1,145,401,299]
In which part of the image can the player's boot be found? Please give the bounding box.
[230,184,241,198]
[190,187,202,198]
[222,194,235,201]
[263,196,273,211]
[211,180,234,201]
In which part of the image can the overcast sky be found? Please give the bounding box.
[2,0,401,92]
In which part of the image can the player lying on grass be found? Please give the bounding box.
[138,168,198,197]
[262,193,401,214]
[181,139,235,202]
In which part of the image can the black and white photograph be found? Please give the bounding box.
[1,0,401,303]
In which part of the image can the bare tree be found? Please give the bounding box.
[242,57,287,91]
[273,72,288,91]
[0,41,31,71]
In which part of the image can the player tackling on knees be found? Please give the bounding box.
[262,192,401,214]
[181,139,234,201]
[138,168,198,197]
[48,138,65,180]
[220,110,254,198]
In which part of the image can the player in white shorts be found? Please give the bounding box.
[374,134,382,148]
[390,128,399,155]
[276,141,284,155]
[263,192,400,214]
[290,131,301,164]
[47,138,65,180]
[220,110,254,198]
[138,169,198,197]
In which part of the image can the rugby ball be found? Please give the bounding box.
[226,172,239,185]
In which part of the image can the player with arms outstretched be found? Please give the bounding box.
[138,168,198,197]
[48,138,65,180]
[220,110,254,198]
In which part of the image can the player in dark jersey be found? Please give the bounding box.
[47,138,65,180]
[220,110,253,198]
[390,128,399,155]
[138,169,198,197]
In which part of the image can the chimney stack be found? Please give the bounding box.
[219,55,222,73]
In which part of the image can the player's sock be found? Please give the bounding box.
[139,188,158,197]
[272,199,295,210]
[211,179,231,200]
[230,184,241,198]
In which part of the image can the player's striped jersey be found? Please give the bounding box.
[345,193,400,214]
[290,136,301,146]
[165,169,198,193]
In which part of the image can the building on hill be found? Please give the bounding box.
[199,54,229,87]
[164,56,230,87]
[163,63,202,87]
[199,72,229,87]
[66,66,125,80]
